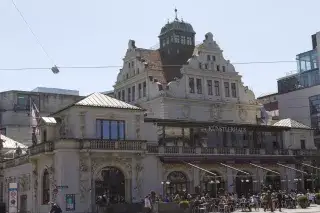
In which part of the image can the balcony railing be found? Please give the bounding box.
[29,141,54,156]
[24,139,320,157]
[80,140,146,151]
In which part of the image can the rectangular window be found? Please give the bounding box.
[189,77,195,93]
[224,82,230,97]
[181,36,186,44]
[199,63,202,69]
[216,65,220,71]
[174,35,179,43]
[121,90,125,101]
[117,91,121,100]
[127,88,131,102]
[222,66,226,72]
[214,81,220,96]
[138,83,142,98]
[186,37,192,45]
[132,86,135,101]
[196,78,202,94]
[207,55,211,61]
[231,83,237,97]
[143,81,146,97]
[212,55,216,61]
[300,139,306,149]
[207,80,213,95]
[204,64,208,69]
[96,119,125,140]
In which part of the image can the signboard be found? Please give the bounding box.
[57,185,68,189]
[8,183,18,213]
[65,194,75,211]
[201,126,247,133]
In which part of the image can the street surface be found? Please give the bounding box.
[234,205,320,213]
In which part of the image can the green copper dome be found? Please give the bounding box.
[159,19,195,36]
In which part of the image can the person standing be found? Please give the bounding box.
[277,190,283,212]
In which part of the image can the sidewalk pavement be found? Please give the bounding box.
[234,205,320,213]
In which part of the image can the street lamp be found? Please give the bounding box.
[51,66,60,74]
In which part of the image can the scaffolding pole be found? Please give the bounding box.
[277,163,308,174]
[220,163,250,175]
[249,163,280,175]
[182,161,217,176]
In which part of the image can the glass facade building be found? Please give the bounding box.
[309,94,320,136]
[278,50,320,94]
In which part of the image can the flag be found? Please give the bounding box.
[30,98,40,135]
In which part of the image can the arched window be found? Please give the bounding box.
[201,171,225,197]
[265,171,281,190]
[95,166,125,204]
[235,171,253,197]
[166,171,188,195]
[42,169,50,204]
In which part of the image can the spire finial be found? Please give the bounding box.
[174,8,178,20]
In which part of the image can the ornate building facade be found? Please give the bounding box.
[1,12,319,213]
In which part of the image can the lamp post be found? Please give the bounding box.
[161,181,170,196]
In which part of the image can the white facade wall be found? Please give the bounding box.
[277,85,320,127]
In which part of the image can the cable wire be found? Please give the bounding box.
[0,60,297,71]
[11,0,55,64]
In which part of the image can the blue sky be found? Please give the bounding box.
[0,0,318,96]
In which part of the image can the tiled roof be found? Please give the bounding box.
[1,135,27,149]
[273,118,311,129]
[75,93,143,110]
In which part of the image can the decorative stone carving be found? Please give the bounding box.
[238,107,248,121]
[210,104,222,120]
[48,165,57,202]
[79,157,89,202]
[135,162,144,200]
[182,105,190,118]
[32,162,38,200]
[18,174,30,192]
[135,115,141,139]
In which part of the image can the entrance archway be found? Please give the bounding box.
[235,171,253,197]
[95,166,125,204]
[265,171,281,190]
[201,171,225,197]
[166,171,188,195]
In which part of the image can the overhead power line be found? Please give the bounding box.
[0,60,297,71]
[11,0,55,65]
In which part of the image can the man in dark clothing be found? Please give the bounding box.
[277,190,283,212]
[50,203,62,213]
